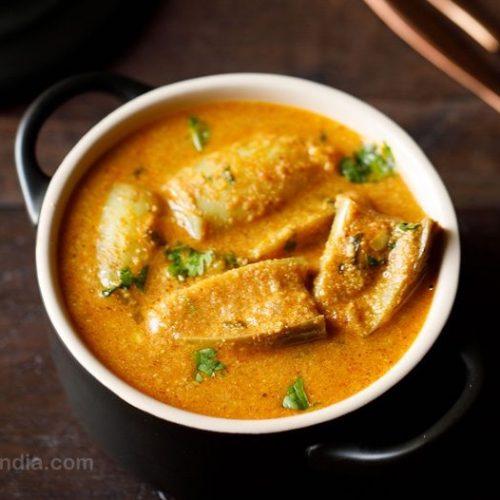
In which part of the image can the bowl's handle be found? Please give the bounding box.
[15,72,153,226]
[306,341,483,472]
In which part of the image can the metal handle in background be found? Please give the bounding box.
[14,72,153,226]
[363,0,500,114]
[306,342,483,471]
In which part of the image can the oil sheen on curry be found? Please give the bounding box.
[59,102,438,419]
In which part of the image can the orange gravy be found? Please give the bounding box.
[59,102,435,419]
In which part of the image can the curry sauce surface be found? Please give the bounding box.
[59,102,434,419]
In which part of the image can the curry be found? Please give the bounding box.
[59,101,437,419]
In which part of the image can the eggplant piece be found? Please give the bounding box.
[97,183,158,289]
[146,258,326,346]
[164,134,335,240]
[314,194,435,336]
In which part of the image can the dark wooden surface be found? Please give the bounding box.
[0,1,498,498]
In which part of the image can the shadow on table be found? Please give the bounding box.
[0,0,159,108]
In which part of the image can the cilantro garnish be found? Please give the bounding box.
[165,245,215,281]
[223,253,240,269]
[102,265,149,297]
[398,222,421,232]
[165,244,244,280]
[282,377,311,410]
[188,116,210,152]
[194,347,225,383]
[340,142,395,183]
[134,265,149,290]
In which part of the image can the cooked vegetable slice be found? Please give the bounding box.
[193,347,225,382]
[164,134,335,240]
[340,142,395,183]
[314,194,435,336]
[146,258,326,346]
[282,377,311,410]
[97,183,158,291]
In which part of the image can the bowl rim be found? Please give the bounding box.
[36,72,460,434]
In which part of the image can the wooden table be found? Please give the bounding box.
[1,1,498,497]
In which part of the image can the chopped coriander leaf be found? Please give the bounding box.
[388,239,397,250]
[165,244,215,281]
[282,377,311,410]
[223,253,240,269]
[284,237,297,252]
[340,156,370,183]
[381,142,393,161]
[188,116,210,152]
[119,267,134,288]
[194,347,225,382]
[166,245,245,279]
[222,165,235,184]
[319,131,328,143]
[101,265,149,297]
[187,249,213,276]
[134,265,149,290]
[166,250,183,280]
[340,142,395,183]
[367,255,382,267]
[398,222,421,232]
